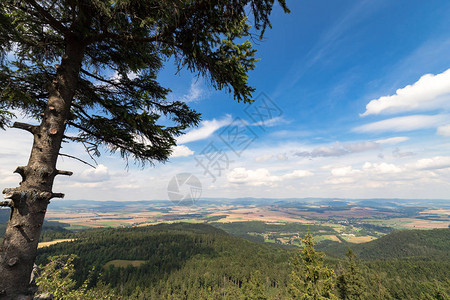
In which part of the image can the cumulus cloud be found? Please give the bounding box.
[294,141,379,157]
[227,168,281,186]
[331,166,361,177]
[170,145,194,158]
[177,115,232,144]
[361,68,450,116]
[362,162,402,174]
[437,124,450,136]
[77,164,110,182]
[354,114,447,133]
[412,156,450,170]
[326,177,356,185]
[283,170,313,178]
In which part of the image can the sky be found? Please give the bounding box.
[1,0,450,201]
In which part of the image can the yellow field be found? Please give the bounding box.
[325,235,341,242]
[38,239,75,248]
[342,235,375,243]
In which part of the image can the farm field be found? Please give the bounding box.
[31,198,450,248]
[38,239,75,248]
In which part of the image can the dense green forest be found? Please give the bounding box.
[34,223,450,299]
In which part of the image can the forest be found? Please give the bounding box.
[34,222,450,299]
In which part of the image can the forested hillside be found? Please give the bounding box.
[35,223,450,299]
[347,229,448,259]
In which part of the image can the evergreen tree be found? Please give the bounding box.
[289,232,337,300]
[336,249,366,300]
[0,1,289,297]
[243,270,268,300]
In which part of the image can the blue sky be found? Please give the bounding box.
[2,0,450,201]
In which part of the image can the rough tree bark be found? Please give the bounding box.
[0,37,85,299]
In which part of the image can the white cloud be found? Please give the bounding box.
[362,162,402,174]
[177,115,232,144]
[354,114,447,133]
[437,124,450,136]
[110,71,139,82]
[277,154,288,161]
[170,145,194,158]
[412,156,450,170]
[294,141,379,157]
[227,168,281,186]
[326,177,356,185]
[227,168,312,186]
[255,154,273,163]
[361,68,450,116]
[375,136,409,144]
[331,166,361,177]
[392,148,415,158]
[77,164,110,182]
[252,116,289,127]
[181,79,205,103]
[283,170,313,179]
[116,184,141,189]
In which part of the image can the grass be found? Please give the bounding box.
[341,235,375,243]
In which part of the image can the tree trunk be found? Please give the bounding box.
[0,37,84,299]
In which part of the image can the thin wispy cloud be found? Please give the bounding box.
[181,79,205,103]
[294,141,379,158]
[306,0,379,66]
[375,137,409,144]
[251,116,289,127]
[354,114,447,133]
[176,115,232,144]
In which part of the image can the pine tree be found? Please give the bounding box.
[336,249,366,300]
[0,1,289,297]
[289,232,337,300]
[243,270,268,300]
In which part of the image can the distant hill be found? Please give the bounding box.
[322,228,450,260]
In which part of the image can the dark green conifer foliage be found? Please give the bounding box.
[336,249,366,300]
[0,1,289,297]
[243,270,268,300]
[289,232,337,300]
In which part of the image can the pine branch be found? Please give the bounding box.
[59,153,96,168]
[23,0,72,36]
[85,32,162,45]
